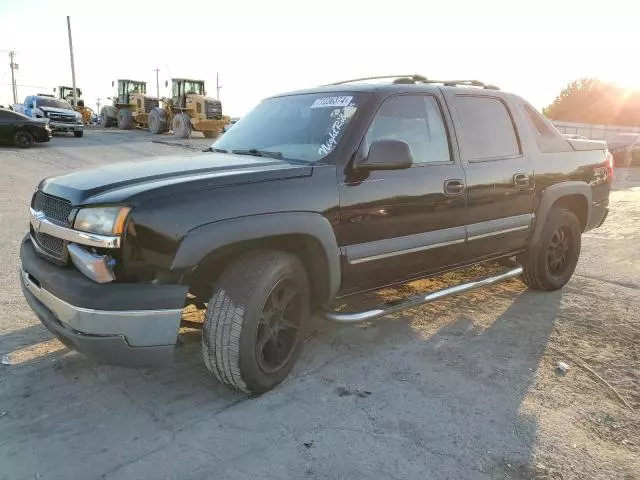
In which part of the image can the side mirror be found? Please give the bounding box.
[357,139,413,171]
[164,80,168,87]
[111,81,114,87]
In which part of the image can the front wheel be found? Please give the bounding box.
[73,130,84,138]
[13,130,35,148]
[117,108,134,130]
[519,207,582,291]
[172,113,192,138]
[202,250,310,394]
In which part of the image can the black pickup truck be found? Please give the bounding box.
[19,75,612,394]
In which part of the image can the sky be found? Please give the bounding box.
[1,0,638,117]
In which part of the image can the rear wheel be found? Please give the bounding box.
[148,107,168,134]
[117,108,134,130]
[172,113,192,138]
[13,130,35,148]
[202,250,310,394]
[520,207,582,291]
[100,106,114,128]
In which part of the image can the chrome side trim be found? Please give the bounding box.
[467,225,530,241]
[465,213,534,242]
[30,207,121,249]
[346,226,466,265]
[349,238,465,265]
[323,266,523,323]
[21,268,183,347]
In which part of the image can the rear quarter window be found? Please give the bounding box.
[454,95,521,161]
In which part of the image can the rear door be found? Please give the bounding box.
[337,92,468,295]
[444,92,535,261]
[0,109,17,142]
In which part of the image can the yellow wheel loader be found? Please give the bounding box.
[99,80,159,129]
[55,86,93,125]
[148,78,229,139]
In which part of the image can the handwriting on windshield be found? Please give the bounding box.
[318,112,348,156]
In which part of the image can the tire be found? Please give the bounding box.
[203,130,217,139]
[100,106,114,128]
[148,107,168,134]
[172,113,192,138]
[13,130,35,148]
[202,250,310,394]
[519,207,582,291]
[73,130,84,138]
[117,107,134,130]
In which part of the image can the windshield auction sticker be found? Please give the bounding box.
[310,96,354,109]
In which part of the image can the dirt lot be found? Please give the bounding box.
[0,129,638,480]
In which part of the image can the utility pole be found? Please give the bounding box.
[216,72,222,100]
[66,16,78,106]
[153,68,160,99]
[8,51,18,104]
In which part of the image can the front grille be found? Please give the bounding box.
[144,97,159,113]
[32,191,72,225]
[204,100,223,120]
[47,113,76,123]
[34,231,65,257]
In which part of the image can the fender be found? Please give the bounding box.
[531,181,592,246]
[171,212,342,302]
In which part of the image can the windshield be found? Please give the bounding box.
[213,92,364,162]
[177,81,204,95]
[127,82,145,94]
[37,97,73,110]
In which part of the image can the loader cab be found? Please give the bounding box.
[171,79,205,108]
[55,86,82,106]
[114,79,147,105]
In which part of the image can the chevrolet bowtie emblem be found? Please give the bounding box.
[33,211,46,231]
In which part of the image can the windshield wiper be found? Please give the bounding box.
[231,149,283,159]
[202,146,229,153]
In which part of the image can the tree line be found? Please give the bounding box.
[543,78,640,126]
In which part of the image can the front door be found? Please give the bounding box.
[336,93,468,295]
[444,93,535,262]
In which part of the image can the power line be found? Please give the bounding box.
[0,83,49,88]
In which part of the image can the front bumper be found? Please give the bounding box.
[19,237,188,367]
[49,122,83,132]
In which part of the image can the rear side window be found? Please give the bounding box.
[523,103,555,137]
[454,96,520,161]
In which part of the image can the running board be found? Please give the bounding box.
[322,266,523,324]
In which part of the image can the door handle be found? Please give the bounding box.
[513,173,531,187]
[443,179,465,196]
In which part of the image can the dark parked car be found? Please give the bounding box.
[19,75,612,394]
[0,108,52,148]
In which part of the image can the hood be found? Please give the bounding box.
[39,106,76,115]
[38,153,313,205]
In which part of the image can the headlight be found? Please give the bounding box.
[75,112,83,121]
[73,206,131,236]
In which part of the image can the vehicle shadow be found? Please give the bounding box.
[0,278,561,480]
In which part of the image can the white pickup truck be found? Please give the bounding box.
[13,95,84,138]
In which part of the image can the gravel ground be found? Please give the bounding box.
[0,130,638,480]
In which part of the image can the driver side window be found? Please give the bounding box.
[364,95,451,164]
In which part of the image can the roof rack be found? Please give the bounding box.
[327,74,500,90]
